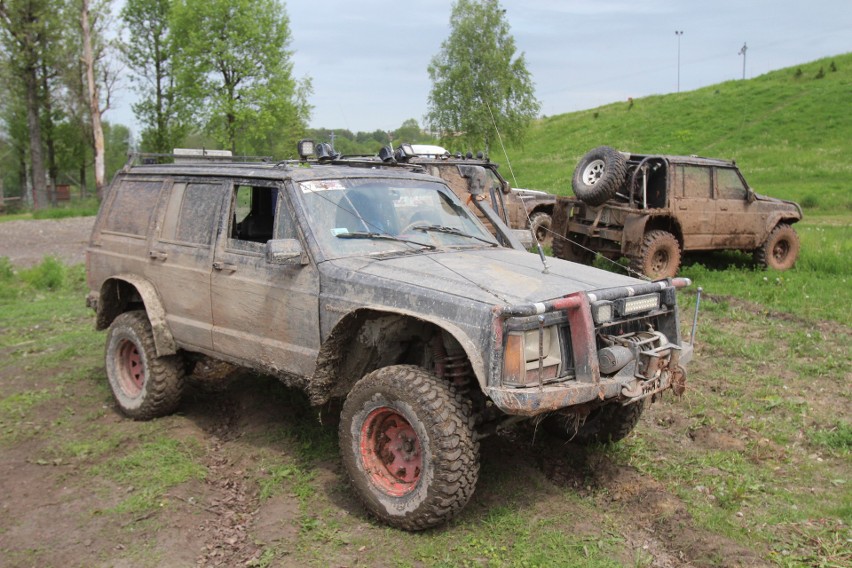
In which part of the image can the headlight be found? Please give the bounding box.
[591,301,613,324]
[617,293,660,316]
[502,326,562,387]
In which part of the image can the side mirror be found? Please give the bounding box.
[746,188,756,203]
[458,165,490,197]
[266,239,307,265]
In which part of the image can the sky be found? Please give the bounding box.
[111,0,852,136]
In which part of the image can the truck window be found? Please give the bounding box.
[229,186,277,246]
[103,179,163,236]
[680,166,712,199]
[160,182,223,245]
[716,168,748,199]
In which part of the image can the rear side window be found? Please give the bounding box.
[680,166,712,199]
[160,182,224,246]
[102,180,163,236]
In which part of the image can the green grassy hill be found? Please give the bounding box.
[504,53,852,216]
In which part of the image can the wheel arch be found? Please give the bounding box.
[309,307,485,407]
[759,214,801,244]
[623,215,683,256]
[95,274,177,357]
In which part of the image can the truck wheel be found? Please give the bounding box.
[552,233,594,264]
[572,146,628,206]
[754,223,799,270]
[529,212,553,246]
[105,310,184,420]
[630,230,681,279]
[339,365,479,530]
[544,400,645,444]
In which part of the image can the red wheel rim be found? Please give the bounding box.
[117,339,144,397]
[359,407,422,496]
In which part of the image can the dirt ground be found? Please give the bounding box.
[0,218,846,567]
[0,217,94,267]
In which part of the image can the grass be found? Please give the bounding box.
[0,197,100,222]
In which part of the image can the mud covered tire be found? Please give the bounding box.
[544,400,646,445]
[105,310,184,420]
[339,365,479,530]
[529,211,553,246]
[572,146,628,206]
[630,230,681,279]
[754,223,800,270]
[552,233,595,265]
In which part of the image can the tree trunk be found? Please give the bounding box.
[81,0,105,198]
[41,62,58,206]
[24,63,47,210]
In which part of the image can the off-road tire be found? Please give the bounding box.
[630,230,681,279]
[339,365,479,531]
[105,310,184,420]
[754,223,799,270]
[572,146,628,206]
[552,233,595,265]
[544,400,645,444]
[529,211,553,246]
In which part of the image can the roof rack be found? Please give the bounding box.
[123,150,275,170]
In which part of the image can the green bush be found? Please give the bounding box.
[19,256,67,291]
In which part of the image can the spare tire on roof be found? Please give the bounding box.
[571,146,628,206]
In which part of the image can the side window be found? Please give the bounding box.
[716,168,748,200]
[160,182,223,246]
[275,190,298,240]
[680,166,712,199]
[103,179,163,236]
[227,185,277,251]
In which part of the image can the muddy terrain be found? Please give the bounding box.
[0,218,848,567]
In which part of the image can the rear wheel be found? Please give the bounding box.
[529,211,553,246]
[630,230,681,279]
[552,233,595,265]
[544,400,645,444]
[105,310,184,420]
[754,223,799,270]
[339,365,479,530]
[571,146,628,206]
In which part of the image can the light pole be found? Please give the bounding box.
[738,42,748,80]
[675,31,684,92]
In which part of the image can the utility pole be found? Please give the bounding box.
[675,31,684,92]
[738,42,748,80]
[329,131,336,150]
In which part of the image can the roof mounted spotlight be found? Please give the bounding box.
[297,139,315,161]
[394,143,415,162]
[476,151,484,159]
[378,145,395,163]
[466,151,473,159]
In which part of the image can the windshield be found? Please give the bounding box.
[296,177,499,259]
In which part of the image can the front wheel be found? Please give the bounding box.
[529,211,553,247]
[754,223,799,270]
[339,365,479,530]
[105,310,184,420]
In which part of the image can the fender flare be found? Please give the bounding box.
[309,306,486,406]
[621,214,649,256]
[97,274,177,357]
[760,214,800,245]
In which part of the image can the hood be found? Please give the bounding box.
[328,248,642,307]
[753,192,803,217]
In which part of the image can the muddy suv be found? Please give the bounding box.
[551,146,803,279]
[389,145,557,245]
[86,143,693,530]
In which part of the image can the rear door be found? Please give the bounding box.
[148,178,226,350]
[673,165,714,250]
[210,181,321,378]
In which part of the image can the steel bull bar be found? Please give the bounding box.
[488,278,693,416]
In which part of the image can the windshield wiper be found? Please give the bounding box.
[413,225,498,246]
[336,231,436,250]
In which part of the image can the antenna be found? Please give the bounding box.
[485,101,550,274]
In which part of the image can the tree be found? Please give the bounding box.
[80,0,106,197]
[171,0,311,156]
[0,0,51,209]
[120,0,186,153]
[426,0,539,152]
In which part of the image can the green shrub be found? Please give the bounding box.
[20,256,67,291]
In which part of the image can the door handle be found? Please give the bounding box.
[213,261,237,272]
[148,250,168,261]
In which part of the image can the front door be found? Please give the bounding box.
[210,182,321,378]
[713,167,761,249]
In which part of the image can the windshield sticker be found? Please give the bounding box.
[300,180,346,193]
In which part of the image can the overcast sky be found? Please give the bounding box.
[112,0,852,136]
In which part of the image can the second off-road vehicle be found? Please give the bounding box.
[86,142,694,530]
[551,146,803,279]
